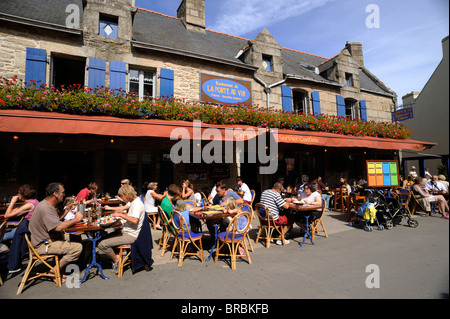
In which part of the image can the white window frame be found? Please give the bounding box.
[128,69,155,101]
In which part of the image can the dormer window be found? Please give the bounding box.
[345,73,354,87]
[99,14,118,39]
[262,55,272,72]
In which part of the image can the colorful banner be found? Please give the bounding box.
[366,160,399,187]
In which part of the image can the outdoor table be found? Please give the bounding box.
[66,219,123,284]
[289,202,322,248]
[189,207,238,262]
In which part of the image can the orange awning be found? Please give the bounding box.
[0,110,435,151]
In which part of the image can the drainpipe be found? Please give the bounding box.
[253,73,288,109]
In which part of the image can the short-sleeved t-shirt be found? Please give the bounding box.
[214,190,241,205]
[122,197,146,239]
[76,188,90,202]
[260,189,286,220]
[29,199,63,247]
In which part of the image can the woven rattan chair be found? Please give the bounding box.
[254,203,286,248]
[16,234,61,295]
[170,210,204,267]
[215,211,252,270]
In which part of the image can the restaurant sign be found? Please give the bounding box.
[200,73,252,105]
[392,107,413,122]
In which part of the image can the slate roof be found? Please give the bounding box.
[0,0,83,26]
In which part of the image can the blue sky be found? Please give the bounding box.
[135,0,449,105]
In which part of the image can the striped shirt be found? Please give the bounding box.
[260,189,286,220]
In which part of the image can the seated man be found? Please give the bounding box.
[29,182,83,282]
[260,182,293,245]
[425,175,449,200]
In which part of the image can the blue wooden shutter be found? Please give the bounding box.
[336,95,345,117]
[159,68,174,99]
[87,57,106,90]
[360,100,367,121]
[25,48,47,86]
[110,61,126,92]
[281,85,293,112]
[311,91,321,116]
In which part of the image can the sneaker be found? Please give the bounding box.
[275,239,290,245]
[8,268,21,275]
[441,215,449,220]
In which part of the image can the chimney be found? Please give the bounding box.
[402,92,419,108]
[345,42,364,67]
[177,0,206,33]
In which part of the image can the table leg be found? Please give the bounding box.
[299,215,315,248]
[205,224,219,262]
[78,230,109,284]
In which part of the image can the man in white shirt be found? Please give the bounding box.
[425,175,449,200]
[236,176,252,204]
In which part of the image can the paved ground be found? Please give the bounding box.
[1,209,448,302]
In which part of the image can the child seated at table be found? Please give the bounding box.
[60,197,79,221]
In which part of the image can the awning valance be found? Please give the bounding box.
[0,110,436,151]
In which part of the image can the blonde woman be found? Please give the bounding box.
[97,184,146,273]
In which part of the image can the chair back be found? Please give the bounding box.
[171,210,195,241]
[158,205,172,231]
[0,221,7,243]
[240,203,253,215]
[225,211,252,242]
[255,203,276,226]
[397,189,411,207]
[184,200,196,207]
[250,189,256,205]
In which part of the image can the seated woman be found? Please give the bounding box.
[160,184,182,219]
[144,182,166,230]
[412,177,449,219]
[296,183,323,224]
[181,179,195,201]
[97,184,146,273]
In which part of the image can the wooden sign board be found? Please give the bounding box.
[366,160,400,188]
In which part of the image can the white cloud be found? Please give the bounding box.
[209,0,336,36]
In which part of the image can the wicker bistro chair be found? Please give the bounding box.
[238,204,254,252]
[254,203,287,248]
[147,211,158,230]
[17,234,61,295]
[157,206,176,257]
[310,198,328,241]
[250,189,256,207]
[116,245,131,278]
[215,211,252,270]
[170,210,204,267]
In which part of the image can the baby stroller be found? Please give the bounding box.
[367,189,418,229]
[348,189,384,232]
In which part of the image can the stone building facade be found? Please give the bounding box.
[1,0,396,121]
[0,0,407,197]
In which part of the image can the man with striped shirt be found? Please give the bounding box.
[260,182,294,245]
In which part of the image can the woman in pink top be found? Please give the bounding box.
[4,184,39,240]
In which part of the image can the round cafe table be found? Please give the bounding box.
[289,203,322,248]
[66,219,122,284]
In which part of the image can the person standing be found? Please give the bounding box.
[29,183,83,281]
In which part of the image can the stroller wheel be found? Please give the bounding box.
[408,219,419,228]
[377,225,384,231]
[348,222,353,227]
[385,220,394,230]
[364,225,372,232]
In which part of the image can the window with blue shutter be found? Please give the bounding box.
[360,100,367,121]
[99,14,118,39]
[110,61,126,93]
[336,95,345,117]
[25,48,47,86]
[159,68,174,99]
[311,91,321,116]
[281,85,293,112]
[87,57,106,90]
